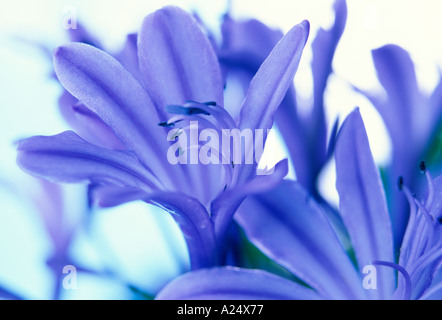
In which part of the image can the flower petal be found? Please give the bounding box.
[138,6,224,116]
[89,184,148,208]
[211,159,288,243]
[239,20,309,133]
[156,266,321,300]
[17,131,159,191]
[219,16,283,73]
[145,192,218,270]
[115,33,142,82]
[236,180,365,299]
[53,42,174,188]
[58,94,126,150]
[335,108,395,299]
[371,44,421,151]
[311,0,347,123]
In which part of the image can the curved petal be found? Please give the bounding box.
[311,0,347,124]
[335,108,395,299]
[90,187,218,270]
[239,20,309,133]
[145,192,218,270]
[138,5,224,116]
[156,266,321,300]
[236,180,365,299]
[17,131,159,191]
[305,0,347,189]
[211,159,288,243]
[219,16,283,73]
[89,184,148,208]
[371,44,420,151]
[53,42,175,188]
[58,94,126,150]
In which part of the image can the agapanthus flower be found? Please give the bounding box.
[355,44,442,247]
[16,6,310,270]
[156,109,442,300]
[219,0,347,198]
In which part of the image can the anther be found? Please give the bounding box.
[419,161,426,174]
[158,121,174,127]
[398,176,404,191]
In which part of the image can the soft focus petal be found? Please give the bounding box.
[17,131,159,190]
[115,33,142,82]
[335,108,395,299]
[371,44,420,151]
[236,180,365,299]
[145,192,217,270]
[156,266,321,300]
[311,0,347,123]
[307,0,347,185]
[138,5,224,116]
[219,17,283,73]
[239,20,309,133]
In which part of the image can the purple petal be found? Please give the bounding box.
[33,180,74,254]
[145,192,218,270]
[138,6,224,116]
[309,0,347,171]
[114,33,142,82]
[156,266,321,300]
[219,17,283,73]
[91,174,220,271]
[58,94,126,150]
[89,184,148,208]
[279,0,346,194]
[53,43,174,188]
[335,108,395,299]
[239,20,309,133]
[371,44,421,151]
[211,159,288,243]
[17,131,159,190]
[236,180,365,299]
[311,0,347,121]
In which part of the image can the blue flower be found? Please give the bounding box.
[219,0,347,198]
[355,44,442,247]
[156,109,442,300]
[16,6,309,270]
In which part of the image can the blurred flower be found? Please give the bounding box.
[156,109,442,300]
[16,6,309,270]
[219,0,347,199]
[355,44,442,247]
[0,285,22,300]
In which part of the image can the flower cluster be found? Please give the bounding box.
[9,0,442,299]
